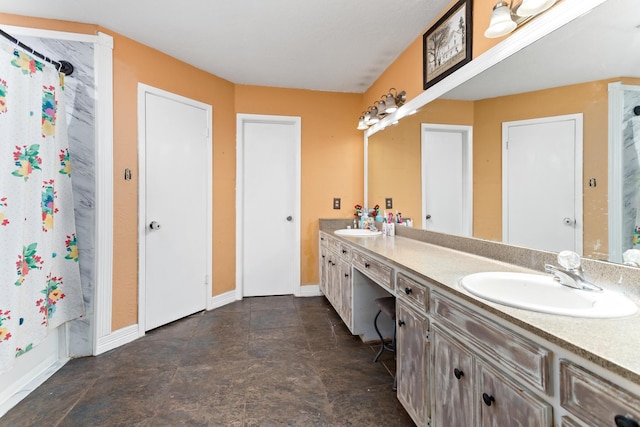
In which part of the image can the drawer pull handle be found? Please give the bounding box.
[454,368,464,380]
[398,320,406,327]
[404,287,412,295]
[482,393,495,407]
[615,415,640,427]
[365,262,370,268]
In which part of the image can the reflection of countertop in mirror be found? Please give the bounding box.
[320,219,640,384]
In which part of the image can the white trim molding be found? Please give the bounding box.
[207,290,237,311]
[299,285,323,297]
[94,325,139,355]
[93,32,116,355]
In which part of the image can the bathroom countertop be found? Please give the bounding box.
[324,231,640,387]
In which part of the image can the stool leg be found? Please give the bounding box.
[373,310,385,362]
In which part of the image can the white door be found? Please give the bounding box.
[421,124,473,235]
[503,114,583,253]
[237,115,300,297]
[141,89,210,331]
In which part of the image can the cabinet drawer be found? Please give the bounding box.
[327,235,341,253]
[396,273,429,312]
[560,360,640,427]
[431,291,551,395]
[352,250,393,291]
[338,243,352,261]
[560,416,582,427]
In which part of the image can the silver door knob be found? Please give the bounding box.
[286,216,293,222]
[562,217,575,225]
[149,221,161,230]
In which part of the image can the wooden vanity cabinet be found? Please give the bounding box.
[432,326,476,426]
[560,360,640,427]
[319,232,353,331]
[431,292,552,427]
[396,298,430,426]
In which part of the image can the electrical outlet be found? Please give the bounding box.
[333,198,341,209]
[385,198,393,209]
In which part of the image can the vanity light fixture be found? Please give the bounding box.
[484,1,518,38]
[484,0,559,38]
[357,88,407,130]
[516,0,558,17]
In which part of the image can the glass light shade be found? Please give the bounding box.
[368,106,380,124]
[384,94,398,113]
[516,0,557,17]
[357,116,368,130]
[484,2,517,38]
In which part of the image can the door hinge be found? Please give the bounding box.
[505,140,509,150]
[205,127,210,138]
[204,275,209,286]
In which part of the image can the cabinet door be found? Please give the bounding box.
[320,246,328,295]
[338,259,352,330]
[432,327,476,427]
[478,362,552,427]
[397,299,430,426]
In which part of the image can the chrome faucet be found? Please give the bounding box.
[544,250,602,292]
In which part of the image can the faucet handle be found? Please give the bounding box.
[557,250,581,271]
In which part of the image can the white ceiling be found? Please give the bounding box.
[0,0,452,93]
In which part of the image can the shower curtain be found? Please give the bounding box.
[0,39,84,373]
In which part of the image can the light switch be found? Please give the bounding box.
[385,198,393,209]
[333,198,341,210]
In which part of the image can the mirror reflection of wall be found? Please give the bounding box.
[367,0,640,264]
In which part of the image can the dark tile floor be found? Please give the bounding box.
[1,296,414,426]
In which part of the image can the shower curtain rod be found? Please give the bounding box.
[0,27,74,75]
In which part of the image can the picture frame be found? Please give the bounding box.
[423,0,473,90]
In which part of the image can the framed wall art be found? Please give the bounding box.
[423,0,473,90]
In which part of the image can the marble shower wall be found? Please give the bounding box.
[623,88,640,251]
[20,36,96,357]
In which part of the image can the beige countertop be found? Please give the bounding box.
[325,231,640,386]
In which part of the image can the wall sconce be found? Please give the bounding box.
[484,0,558,38]
[357,88,407,130]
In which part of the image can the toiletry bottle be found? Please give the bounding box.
[388,220,395,237]
[382,218,387,236]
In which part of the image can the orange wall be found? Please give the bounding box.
[105,30,236,329]
[234,86,363,285]
[368,99,474,220]
[364,0,502,110]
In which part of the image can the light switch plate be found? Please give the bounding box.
[385,198,393,209]
[333,198,341,209]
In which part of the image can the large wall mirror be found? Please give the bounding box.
[367,0,640,264]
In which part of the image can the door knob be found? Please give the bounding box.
[286,216,293,222]
[563,217,575,225]
[426,214,432,220]
[149,221,161,230]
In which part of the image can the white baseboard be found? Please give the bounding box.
[94,324,139,355]
[296,284,322,297]
[207,290,237,310]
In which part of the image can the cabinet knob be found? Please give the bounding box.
[331,262,336,266]
[398,320,406,327]
[342,249,347,254]
[454,368,464,380]
[404,287,412,295]
[615,415,640,427]
[482,393,495,407]
[364,262,370,268]
[344,273,349,278]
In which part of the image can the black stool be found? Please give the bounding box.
[373,296,396,363]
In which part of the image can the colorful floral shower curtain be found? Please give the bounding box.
[0,39,84,373]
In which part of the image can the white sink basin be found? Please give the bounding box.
[459,272,637,318]
[334,229,382,237]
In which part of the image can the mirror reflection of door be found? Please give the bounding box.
[502,114,583,254]
[421,124,473,236]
